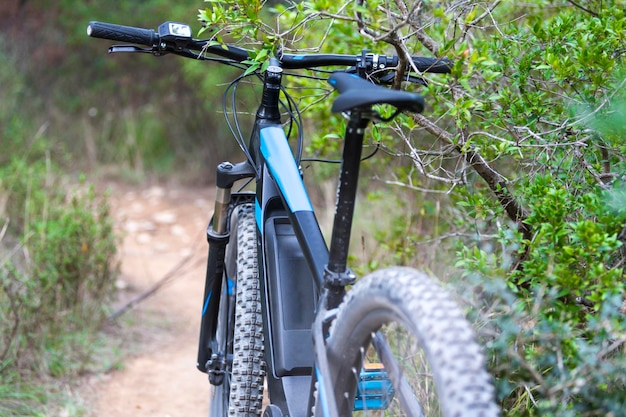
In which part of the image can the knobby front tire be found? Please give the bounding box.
[324,267,499,417]
[209,204,265,417]
[230,204,265,416]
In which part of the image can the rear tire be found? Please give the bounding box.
[324,267,499,417]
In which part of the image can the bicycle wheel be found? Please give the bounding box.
[323,267,499,417]
[209,204,265,417]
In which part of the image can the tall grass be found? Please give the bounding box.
[0,154,119,415]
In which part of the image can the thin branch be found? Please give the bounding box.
[108,251,203,321]
[409,22,439,55]
[566,0,599,17]
[383,179,458,194]
[0,282,20,364]
[572,77,626,127]
[411,112,532,244]
[573,147,611,190]
[399,131,463,184]
[0,219,8,247]
[468,0,503,27]
[410,231,499,245]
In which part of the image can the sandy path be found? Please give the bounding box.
[84,184,216,417]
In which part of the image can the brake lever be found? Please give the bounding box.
[377,72,427,86]
[344,67,427,87]
[108,45,165,56]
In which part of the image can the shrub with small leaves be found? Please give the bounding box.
[0,156,119,380]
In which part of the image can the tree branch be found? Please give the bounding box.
[566,0,599,17]
[412,113,532,262]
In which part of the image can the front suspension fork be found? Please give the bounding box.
[196,161,256,375]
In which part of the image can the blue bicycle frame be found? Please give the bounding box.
[198,60,369,417]
[256,124,328,288]
[256,122,326,415]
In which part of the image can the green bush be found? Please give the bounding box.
[0,155,119,413]
[458,206,626,415]
[196,0,626,414]
[461,268,626,416]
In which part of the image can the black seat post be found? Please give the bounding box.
[325,109,372,300]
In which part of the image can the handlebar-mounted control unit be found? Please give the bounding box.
[158,22,192,50]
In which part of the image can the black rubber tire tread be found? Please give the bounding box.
[229,204,265,417]
[325,267,499,417]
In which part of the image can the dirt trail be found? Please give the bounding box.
[84,183,216,417]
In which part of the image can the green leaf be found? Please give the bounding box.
[243,61,260,76]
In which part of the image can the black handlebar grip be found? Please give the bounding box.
[87,21,156,46]
[411,57,453,74]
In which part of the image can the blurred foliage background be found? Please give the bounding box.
[1,0,240,181]
[1,1,230,415]
[1,0,626,415]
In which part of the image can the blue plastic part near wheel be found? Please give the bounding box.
[354,368,395,411]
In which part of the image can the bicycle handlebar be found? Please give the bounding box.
[87,21,452,74]
[278,54,451,74]
[87,21,157,46]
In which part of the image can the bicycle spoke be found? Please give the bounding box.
[371,331,426,417]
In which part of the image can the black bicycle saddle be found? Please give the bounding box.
[328,72,425,114]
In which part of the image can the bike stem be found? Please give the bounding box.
[256,60,283,122]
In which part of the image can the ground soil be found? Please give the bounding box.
[81,183,216,417]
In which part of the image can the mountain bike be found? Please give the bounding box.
[88,20,500,417]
